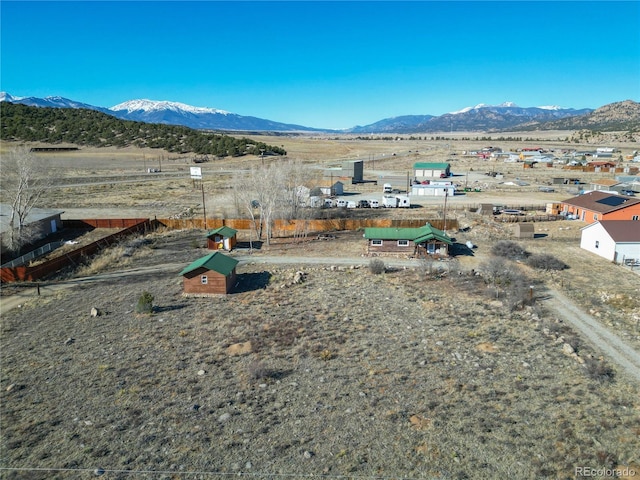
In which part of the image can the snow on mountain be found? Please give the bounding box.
[0,92,24,102]
[449,101,566,115]
[110,99,229,116]
[449,102,508,115]
[537,105,563,111]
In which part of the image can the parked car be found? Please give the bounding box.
[357,199,371,208]
[368,199,380,208]
[336,199,348,207]
[538,186,555,192]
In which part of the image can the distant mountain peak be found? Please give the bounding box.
[450,101,519,114]
[0,92,22,102]
[537,105,563,110]
[109,99,229,116]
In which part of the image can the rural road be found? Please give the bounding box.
[2,255,639,384]
[543,289,640,383]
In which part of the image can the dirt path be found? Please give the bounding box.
[542,289,640,383]
[0,263,185,316]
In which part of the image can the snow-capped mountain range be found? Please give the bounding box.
[1,92,594,133]
[110,99,230,116]
[448,102,562,114]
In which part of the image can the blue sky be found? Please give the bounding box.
[1,1,639,129]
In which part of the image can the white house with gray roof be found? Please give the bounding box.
[580,220,640,264]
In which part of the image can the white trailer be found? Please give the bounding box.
[395,195,411,208]
[382,195,398,208]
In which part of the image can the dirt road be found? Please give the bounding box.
[544,289,640,383]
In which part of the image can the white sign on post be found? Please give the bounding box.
[190,166,202,179]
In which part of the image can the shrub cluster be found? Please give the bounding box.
[491,240,529,261]
[368,259,386,274]
[135,291,154,314]
[479,257,535,310]
[526,253,568,271]
[584,357,616,383]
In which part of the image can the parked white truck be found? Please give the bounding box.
[383,183,393,194]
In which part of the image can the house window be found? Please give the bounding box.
[593,214,598,221]
[595,241,599,249]
[633,215,639,221]
[427,243,436,254]
[371,240,383,246]
[397,240,409,247]
[201,275,208,284]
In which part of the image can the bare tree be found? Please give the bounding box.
[1,147,52,253]
[232,159,317,246]
[231,171,261,251]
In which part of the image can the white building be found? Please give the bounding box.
[319,181,344,196]
[411,183,456,197]
[580,220,640,264]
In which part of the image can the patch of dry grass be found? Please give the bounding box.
[2,229,639,479]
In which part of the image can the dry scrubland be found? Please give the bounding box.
[2,132,637,219]
[2,225,640,479]
[1,134,640,479]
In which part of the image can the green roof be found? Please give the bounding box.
[206,226,238,238]
[413,162,450,169]
[364,224,452,245]
[179,252,239,277]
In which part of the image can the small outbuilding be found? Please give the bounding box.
[206,226,238,251]
[179,251,239,295]
[514,223,535,239]
[319,181,345,196]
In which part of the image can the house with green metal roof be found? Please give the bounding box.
[413,162,451,180]
[179,251,239,295]
[207,226,238,251]
[363,223,452,257]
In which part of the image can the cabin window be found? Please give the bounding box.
[397,240,409,247]
[427,243,436,254]
[201,275,208,284]
[595,241,599,249]
[371,240,383,246]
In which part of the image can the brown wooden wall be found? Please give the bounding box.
[158,217,457,236]
[183,267,235,295]
[63,218,150,229]
[1,220,152,283]
[367,241,416,254]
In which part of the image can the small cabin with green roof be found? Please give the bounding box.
[363,223,452,257]
[179,251,239,295]
[207,226,238,251]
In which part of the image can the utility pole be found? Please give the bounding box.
[443,189,449,232]
[201,182,207,229]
